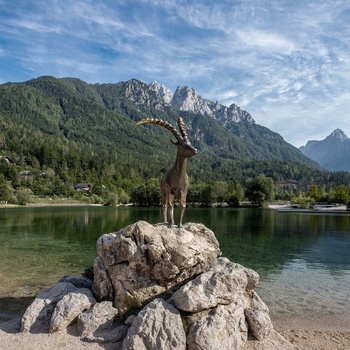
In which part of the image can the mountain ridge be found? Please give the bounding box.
[0,75,321,180]
[300,129,350,172]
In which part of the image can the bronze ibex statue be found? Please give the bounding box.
[136,117,197,227]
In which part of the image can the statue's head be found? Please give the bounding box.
[136,117,197,158]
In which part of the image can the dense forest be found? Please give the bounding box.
[1,76,350,207]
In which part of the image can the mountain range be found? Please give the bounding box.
[300,129,350,172]
[1,75,343,194]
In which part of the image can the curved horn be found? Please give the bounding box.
[135,118,182,141]
[177,118,189,142]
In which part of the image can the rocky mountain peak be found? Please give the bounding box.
[120,79,255,125]
[149,81,173,105]
[172,85,255,125]
[327,128,349,142]
[172,85,212,114]
[122,79,164,109]
[299,129,350,172]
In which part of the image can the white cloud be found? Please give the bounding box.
[1,0,350,146]
[235,29,296,53]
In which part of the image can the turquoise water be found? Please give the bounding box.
[0,206,349,329]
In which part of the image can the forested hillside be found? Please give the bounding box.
[1,76,349,206]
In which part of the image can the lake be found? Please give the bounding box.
[0,206,349,330]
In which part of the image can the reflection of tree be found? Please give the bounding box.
[190,208,350,282]
[1,207,349,294]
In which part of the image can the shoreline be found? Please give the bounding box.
[1,301,350,350]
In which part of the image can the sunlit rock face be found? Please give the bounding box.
[93,220,222,316]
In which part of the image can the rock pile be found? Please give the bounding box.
[20,221,293,349]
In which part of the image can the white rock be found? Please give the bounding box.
[245,308,273,341]
[169,259,248,312]
[172,85,255,125]
[217,257,260,290]
[50,288,96,332]
[122,298,186,350]
[21,282,79,333]
[149,81,173,105]
[187,303,248,350]
[76,301,118,337]
[93,221,221,316]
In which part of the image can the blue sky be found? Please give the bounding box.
[1,0,350,147]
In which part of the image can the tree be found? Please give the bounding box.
[307,184,321,202]
[227,190,240,207]
[212,181,229,206]
[245,174,274,206]
[105,192,118,206]
[331,185,350,204]
[0,174,9,201]
[15,187,34,205]
[291,191,315,209]
[200,184,214,207]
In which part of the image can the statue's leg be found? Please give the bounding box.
[179,192,186,228]
[162,191,167,224]
[168,193,175,228]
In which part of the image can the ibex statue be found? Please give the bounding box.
[136,117,197,227]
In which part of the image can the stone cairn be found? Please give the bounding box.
[20,221,293,349]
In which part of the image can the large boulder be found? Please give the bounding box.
[21,282,79,333]
[122,298,186,350]
[169,258,258,312]
[186,303,248,350]
[93,221,221,315]
[245,291,273,341]
[49,288,96,333]
[76,301,118,337]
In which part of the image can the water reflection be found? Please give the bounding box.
[0,207,349,301]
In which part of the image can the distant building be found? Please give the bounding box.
[74,183,91,192]
[18,170,35,182]
[0,156,14,164]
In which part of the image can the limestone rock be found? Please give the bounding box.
[244,290,273,341]
[217,258,260,291]
[249,290,269,313]
[76,301,118,337]
[50,288,96,333]
[169,258,249,312]
[59,274,93,289]
[172,85,255,125]
[149,81,173,105]
[93,221,221,315]
[245,308,273,341]
[187,303,248,350]
[122,298,186,350]
[84,324,129,344]
[21,282,79,333]
[19,220,293,350]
